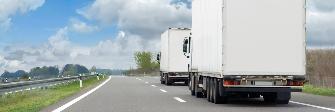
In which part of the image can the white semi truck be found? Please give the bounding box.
[183,0,306,104]
[158,28,191,85]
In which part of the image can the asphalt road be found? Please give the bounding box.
[44,76,335,112]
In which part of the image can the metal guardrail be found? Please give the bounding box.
[0,75,96,89]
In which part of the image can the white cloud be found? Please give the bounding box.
[78,0,191,39]
[0,55,26,73]
[0,29,152,72]
[70,19,98,33]
[307,0,335,47]
[0,0,45,31]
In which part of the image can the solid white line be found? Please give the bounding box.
[290,101,335,112]
[151,85,157,87]
[52,76,111,112]
[160,89,167,93]
[173,97,186,103]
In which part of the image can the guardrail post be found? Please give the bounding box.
[97,74,100,80]
[79,74,83,88]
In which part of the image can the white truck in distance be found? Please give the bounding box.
[183,0,306,104]
[158,28,191,85]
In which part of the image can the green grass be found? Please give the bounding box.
[0,76,106,112]
[303,84,335,96]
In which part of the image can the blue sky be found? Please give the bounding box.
[0,0,191,73]
[0,0,334,73]
[0,0,119,47]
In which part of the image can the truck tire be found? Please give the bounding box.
[213,78,222,104]
[209,77,214,103]
[263,92,290,104]
[165,74,172,85]
[263,93,276,103]
[161,80,165,84]
[190,75,195,96]
[194,75,203,98]
[206,77,211,101]
[276,92,291,104]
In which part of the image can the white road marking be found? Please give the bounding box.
[145,82,149,84]
[290,101,335,112]
[151,85,157,87]
[174,97,186,103]
[160,89,167,93]
[52,76,111,112]
[138,78,142,81]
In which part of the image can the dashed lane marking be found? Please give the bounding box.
[174,97,186,103]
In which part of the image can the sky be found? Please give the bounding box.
[0,0,333,73]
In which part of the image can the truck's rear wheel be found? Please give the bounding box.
[276,92,290,104]
[165,74,172,85]
[263,92,290,104]
[213,78,222,104]
[190,75,195,96]
[194,76,203,98]
[209,77,214,103]
[206,77,210,101]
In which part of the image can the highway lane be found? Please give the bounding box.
[45,76,335,112]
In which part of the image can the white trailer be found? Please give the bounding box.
[184,0,306,104]
[158,28,191,85]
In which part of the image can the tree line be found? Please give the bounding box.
[1,64,92,80]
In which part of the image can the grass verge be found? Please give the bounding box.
[0,76,106,112]
[303,84,335,96]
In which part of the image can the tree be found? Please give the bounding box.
[62,64,89,76]
[90,66,97,73]
[134,51,159,73]
[29,66,59,78]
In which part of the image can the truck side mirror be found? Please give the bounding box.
[156,53,160,61]
[183,39,188,53]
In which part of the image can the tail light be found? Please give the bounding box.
[224,80,240,85]
[287,80,304,86]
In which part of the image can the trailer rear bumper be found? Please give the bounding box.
[168,75,189,82]
[223,87,302,92]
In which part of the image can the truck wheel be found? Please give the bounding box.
[206,77,211,101]
[276,92,291,104]
[165,74,172,85]
[263,93,276,103]
[194,76,203,98]
[209,77,214,103]
[213,78,222,104]
[161,80,165,84]
[184,80,189,85]
[190,75,195,96]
